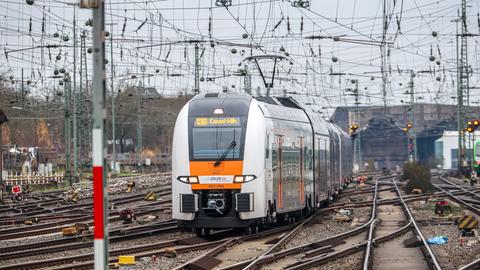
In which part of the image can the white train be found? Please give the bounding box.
[172,93,352,234]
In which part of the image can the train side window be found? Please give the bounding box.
[265,134,270,159]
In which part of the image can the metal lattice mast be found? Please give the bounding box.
[457,0,469,172]
[194,44,200,94]
[64,73,72,185]
[408,71,417,162]
[353,80,362,170]
[110,23,116,173]
[380,0,388,112]
[73,8,78,179]
[244,66,252,95]
[137,66,145,170]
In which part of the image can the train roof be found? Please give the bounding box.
[189,93,348,137]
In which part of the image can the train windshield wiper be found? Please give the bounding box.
[214,140,237,167]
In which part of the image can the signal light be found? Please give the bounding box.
[466,119,480,133]
[349,123,359,135]
[403,122,413,133]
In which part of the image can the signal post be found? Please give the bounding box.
[79,0,108,269]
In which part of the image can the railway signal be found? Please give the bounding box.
[403,122,413,133]
[349,123,359,137]
[465,120,480,133]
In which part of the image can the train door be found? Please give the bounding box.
[272,135,284,211]
[316,137,328,204]
[326,138,332,198]
[299,137,305,207]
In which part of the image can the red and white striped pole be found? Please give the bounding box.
[80,0,108,269]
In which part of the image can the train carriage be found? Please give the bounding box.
[172,93,352,234]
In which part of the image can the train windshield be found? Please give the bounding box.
[191,116,244,160]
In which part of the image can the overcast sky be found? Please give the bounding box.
[1,0,480,114]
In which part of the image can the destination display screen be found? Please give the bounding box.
[194,117,240,127]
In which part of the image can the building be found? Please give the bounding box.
[332,104,480,168]
[434,131,480,170]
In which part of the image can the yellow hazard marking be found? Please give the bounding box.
[118,255,136,265]
[458,215,479,230]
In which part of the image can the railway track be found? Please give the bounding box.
[0,235,223,270]
[0,202,171,241]
[0,185,171,222]
[0,220,179,261]
[170,177,381,270]
[0,188,172,238]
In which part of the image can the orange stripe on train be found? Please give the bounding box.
[189,160,243,176]
[191,183,242,190]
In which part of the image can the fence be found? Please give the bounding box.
[5,172,64,186]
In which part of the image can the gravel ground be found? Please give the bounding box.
[0,211,172,249]
[312,251,363,270]
[119,249,208,270]
[410,200,480,270]
[0,230,194,266]
[286,206,372,249]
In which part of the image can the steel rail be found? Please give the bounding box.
[238,213,317,270]
[243,178,379,270]
[362,179,379,270]
[438,175,480,200]
[458,257,480,270]
[283,220,412,270]
[392,178,442,270]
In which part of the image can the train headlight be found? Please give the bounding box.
[177,176,199,184]
[234,175,257,183]
[188,176,199,183]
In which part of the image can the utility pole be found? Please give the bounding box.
[73,8,78,180]
[80,0,108,269]
[79,30,84,165]
[455,0,474,174]
[408,71,417,162]
[64,73,72,185]
[380,0,388,112]
[194,44,200,94]
[0,110,7,189]
[244,66,252,95]
[137,66,145,171]
[110,24,116,174]
[351,80,362,171]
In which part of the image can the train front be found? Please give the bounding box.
[171,93,266,233]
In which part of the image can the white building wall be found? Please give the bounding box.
[435,131,480,170]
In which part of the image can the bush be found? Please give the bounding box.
[402,161,433,194]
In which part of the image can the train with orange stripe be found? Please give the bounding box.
[172,93,352,235]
